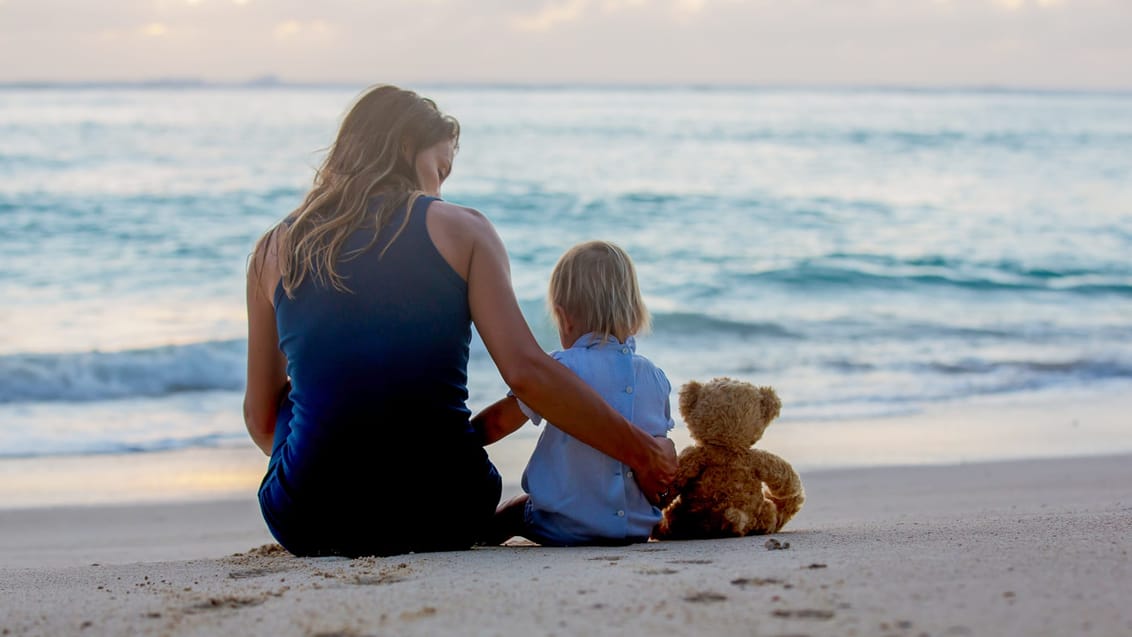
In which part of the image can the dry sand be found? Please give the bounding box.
[2,453,1129,637]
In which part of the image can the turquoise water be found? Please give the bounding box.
[2,86,1131,459]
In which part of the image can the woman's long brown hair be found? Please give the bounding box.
[264,85,460,298]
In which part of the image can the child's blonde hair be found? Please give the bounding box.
[548,240,650,343]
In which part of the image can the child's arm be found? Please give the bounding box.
[471,395,529,445]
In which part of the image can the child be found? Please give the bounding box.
[473,240,674,546]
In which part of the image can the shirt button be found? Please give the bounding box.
[617,510,625,517]
[626,470,633,478]
[621,347,629,354]
[625,386,633,394]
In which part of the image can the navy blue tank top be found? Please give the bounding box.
[269,195,482,505]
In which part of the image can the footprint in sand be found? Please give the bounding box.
[731,577,784,589]
[772,609,835,620]
[228,566,293,580]
[185,595,267,613]
[351,573,409,586]
[399,607,437,621]
[636,567,679,575]
[684,591,728,603]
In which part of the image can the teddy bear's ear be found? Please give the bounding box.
[679,380,703,420]
[759,386,782,421]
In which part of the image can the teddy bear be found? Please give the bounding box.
[653,377,804,540]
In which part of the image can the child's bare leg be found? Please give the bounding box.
[483,494,529,546]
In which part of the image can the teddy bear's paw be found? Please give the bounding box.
[723,508,754,535]
[767,494,805,528]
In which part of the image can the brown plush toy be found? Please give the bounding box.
[654,377,804,539]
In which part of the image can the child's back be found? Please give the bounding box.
[520,334,672,545]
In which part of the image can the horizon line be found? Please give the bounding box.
[1,77,1131,97]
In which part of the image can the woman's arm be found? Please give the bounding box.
[243,229,290,456]
[460,209,677,501]
[470,396,529,446]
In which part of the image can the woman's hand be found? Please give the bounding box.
[632,436,678,506]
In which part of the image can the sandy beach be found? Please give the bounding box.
[2,452,1129,637]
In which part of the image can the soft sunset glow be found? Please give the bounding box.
[0,1,1128,90]
[140,22,168,37]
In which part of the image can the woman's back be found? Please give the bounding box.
[274,194,476,455]
[260,195,497,555]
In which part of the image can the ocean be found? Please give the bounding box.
[2,85,1131,488]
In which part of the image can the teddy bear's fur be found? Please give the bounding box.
[654,377,804,540]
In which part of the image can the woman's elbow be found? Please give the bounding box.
[243,397,274,440]
[498,351,549,398]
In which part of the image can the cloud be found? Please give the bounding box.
[273,20,300,38]
[510,0,589,32]
[273,19,331,40]
[673,0,707,14]
[992,0,1066,8]
[509,0,729,32]
[601,0,648,9]
[140,23,168,37]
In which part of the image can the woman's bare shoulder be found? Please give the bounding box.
[251,224,283,269]
[426,199,503,253]
[248,223,284,300]
[427,199,492,232]
[424,199,503,281]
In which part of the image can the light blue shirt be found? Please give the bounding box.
[515,333,674,545]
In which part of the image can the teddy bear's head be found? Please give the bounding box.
[679,377,782,448]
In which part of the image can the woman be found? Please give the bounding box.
[244,85,676,557]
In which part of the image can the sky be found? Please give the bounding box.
[0,0,1129,89]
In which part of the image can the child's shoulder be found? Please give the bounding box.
[631,352,672,391]
[549,346,594,370]
[549,342,622,371]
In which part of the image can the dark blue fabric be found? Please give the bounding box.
[258,195,500,556]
